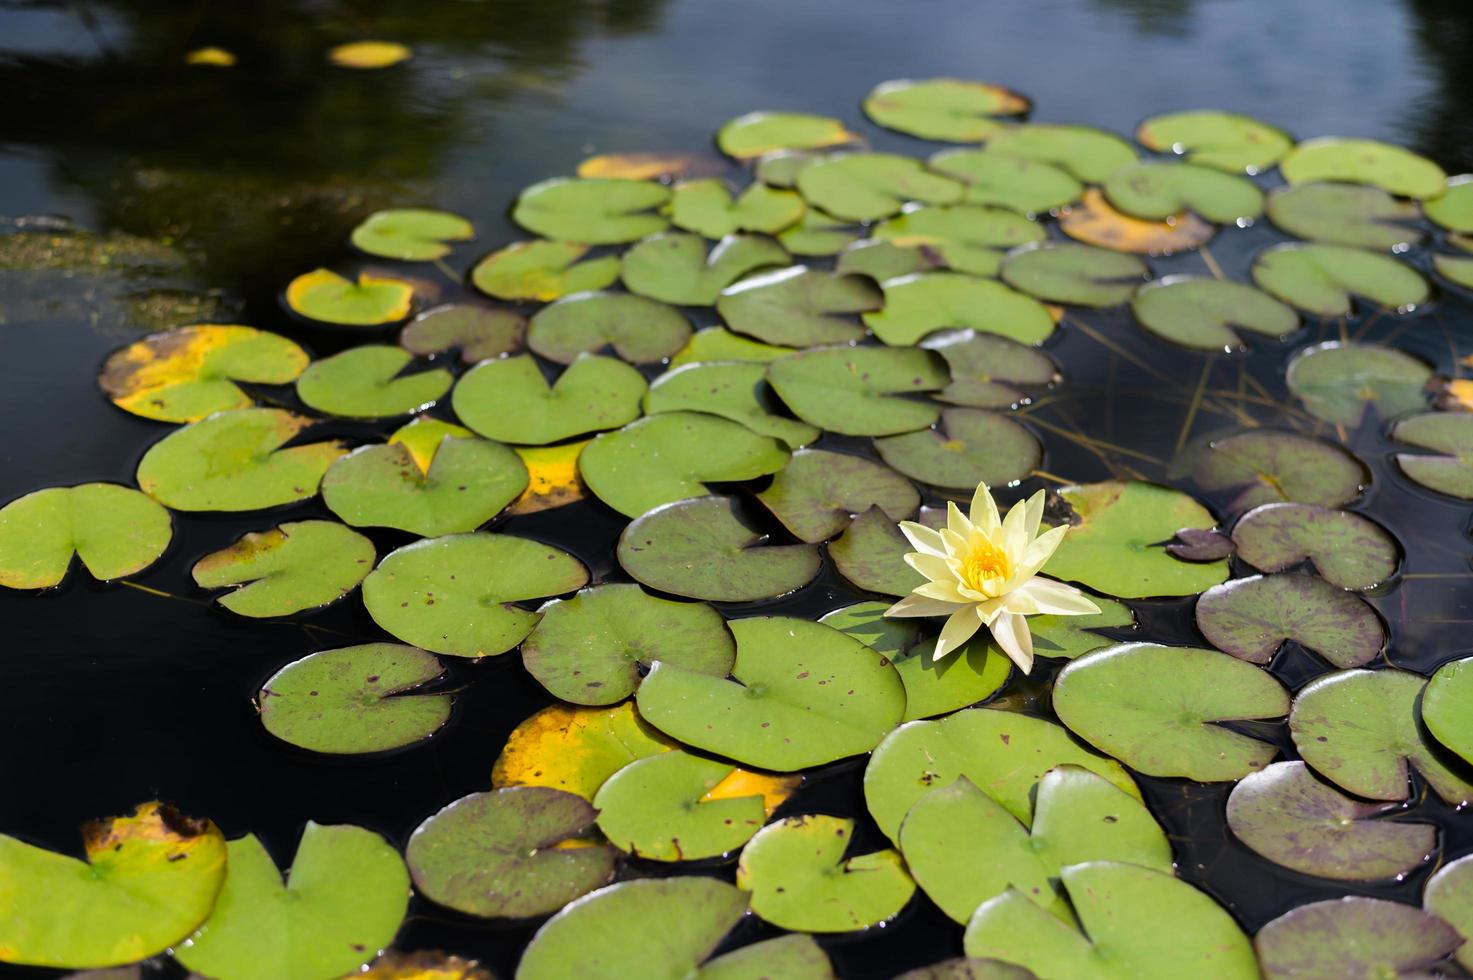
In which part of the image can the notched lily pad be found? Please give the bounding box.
[985,124,1138,183]
[1280,137,1448,200]
[716,265,881,347]
[644,361,820,448]
[1425,174,1473,232]
[1230,502,1398,590]
[670,326,797,368]
[717,111,856,159]
[350,209,473,261]
[470,241,619,303]
[285,268,414,327]
[667,179,805,238]
[528,291,692,364]
[0,483,171,590]
[1131,276,1298,352]
[1391,412,1473,499]
[491,701,674,801]
[766,345,948,436]
[928,148,1081,215]
[1252,244,1429,317]
[863,78,1029,141]
[297,345,452,419]
[797,153,964,222]
[1059,189,1216,255]
[1254,897,1462,980]
[621,232,788,306]
[923,330,1057,408]
[399,303,526,362]
[1136,110,1292,174]
[1196,574,1383,667]
[1103,161,1265,224]
[1265,183,1423,250]
[864,272,1057,347]
[829,505,925,597]
[1190,429,1366,511]
[512,177,670,244]
[873,204,1045,277]
[875,406,1041,489]
[453,353,645,446]
[999,242,1148,308]
[1286,341,1432,426]
[192,519,375,617]
[777,208,865,256]
[756,448,918,542]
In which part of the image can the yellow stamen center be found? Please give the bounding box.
[959,540,1010,593]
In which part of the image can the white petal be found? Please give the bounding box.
[1021,489,1046,540]
[969,483,1001,534]
[933,606,983,661]
[886,594,961,618]
[905,551,954,583]
[1012,524,1069,582]
[989,611,1034,674]
[899,521,946,557]
[915,579,969,603]
[946,500,972,539]
[1016,577,1102,616]
[1000,496,1029,563]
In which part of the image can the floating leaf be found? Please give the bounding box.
[890,633,1011,720]
[716,266,881,347]
[491,702,674,801]
[1196,574,1383,667]
[136,408,346,511]
[697,935,833,980]
[766,345,948,436]
[621,232,788,305]
[999,242,1147,307]
[175,824,408,980]
[644,361,820,447]
[1225,761,1435,881]
[923,330,1057,408]
[717,111,856,159]
[928,148,1081,215]
[797,153,964,222]
[1425,855,1473,972]
[297,346,452,418]
[0,484,171,590]
[1286,341,1432,425]
[756,448,918,543]
[399,303,525,362]
[1421,657,1473,765]
[528,291,691,364]
[777,208,864,256]
[1231,502,1398,590]
[407,788,615,919]
[453,353,645,446]
[1190,429,1365,511]
[1265,183,1423,249]
[285,268,413,326]
[359,950,493,980]
[511,177,670,244]
[874,407,1041,489]
[1029,595,1136,661]
[192,520,374,617]
[1059,189,1216,255]
[1280,137,1448,200]
[1103,162,1264,223]
[509,439,588,515]
[893,959,1035,980]
[328,41,411,69]
[754,149,820,188]
[864,272,1057,346]
[1135,110,1292,174]
[0,803,226,969]
[1252,244,1429,317]
[873,204,1045,277]
[985,124,1139,183]
[1435,251,1473,290]
[470,240,619,302]
[836,239,935,282]
[99,325,308,423]
[670,326,797,368]
[350,209,473,261]
[668,179,805,238]
[863,78,1029,141]
[637,616,905,770]
[576,151,721,181]
[819,601,920,660]
[1391,412,1473,498]
[362,533,588,658]
[1425,174,1473,232]
[258,644,451,755]
[830,505,924,596]
[521,583,734,705]
[1131,276,1298,352]
[1254,897,1462,980]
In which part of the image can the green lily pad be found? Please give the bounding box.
[670,327,797,369]
[836,239,936,282]
[736,814,915,932]
[399,303,526,362]
[873,204,1045,277]
[511,177,670,244]
[890,633,1012,720]
[1425,174,1473,232]
[1135,110,1292,174]
[1290,668,1473,805]
[637,615,905,770]
[491,702,675,801]
[621,232,788,305]
[697,935,833,980]
[1254,897,1462,980]
[258,644,451,754]
[864,272,1057,346]
[362,533,588,658]
[900,768,1172,924]
[923,330,1058,408]
[453,353,645,446]
[1190,429,1366,511]
[470,240,620,302]
[863,78,1029,141]
[963,862,1257,980]
[1424,657,1473,764]
[1196,574,1383,667]
[593,749,770,861]
[1435,251,1473,289]
[796,153,965,222]
[521,583,734,705]
[1425,855,1473,972]
[668,179,805,238]
[830,505,925,596]
[1286,341,1432,425]
[1392,412,1473,498]
[716,266,881,347]
[874,407,1041,489]
[1251,244,1430,317]
[819,601,920,659]
[1131,276,1298,352]
[99,324,309,423]
[1053,642,1290,780]
[192,520,375,617]
[580,412,789,518]
[175,824,409,980]
[1043,481,1230,598]
[350,208,473,261]
[717,111,856,159]
[1230,502,1398,590]
[1265,183,1423,250]
[999,242,1148,307]
[406,787,616,918]
[777,208,864,256]
[618,495,821,602]
[766,345,948,436]
[1225,761,1435,881]
[528,291,692,364]
[0,803,226,969]
[894,959,1037,980]
[1029,595,1137,661]
[864,708,1140,840]
[297,345,452,419]
[644,361,821,448]
[754,149,821,188]
[285,268,414,327]
[756,448,918,543]
[136,408,346,511]
[1280,137,1448,200]
[985,124,1139,183]
[0,484,171,590]
[928,148,1082,215]
[1103,162,1264,224]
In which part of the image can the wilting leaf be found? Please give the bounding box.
[1265,183,1423,250]
[509,439,589,515]
[716,265,881,347]
[1230,502,1398,590]
[1252,244,1429,317]
[873,204,1045,277]
[1103,162,1264,224]
[453,353,645,445]
[928,148,1081,215]
[766,345,948,436]
[1131,276,1298,352]
[186,46,235,67]
[528,291,691,364]
[985,124,1139,183]
[298,346,452,419]
[1425,855,1473,971]
[1190,429,1365,511]
[491,701,675,801]
[285,268,413,326]
[1254,897,1462,980]
[1424,174,1473,232]
[193,520,374,617]
[863,78,1029,141]
[327,41,411,69]
[865,272,1057,346]
[716,111,856,159]
[1286,341,1432,425]
[874,407,1041,489]
[621,232,788,305]
[350,209,473,261]
[259,644,451,754]
[667,179,805,238]
[511,177,670,244]
[1391,412,1473,498]
[757,448,918,542]
[923,330,1057,408]
[830,506,925,596]
[777,208,864,256]
[357,950,494,980]
[670,326,797,369]
[1280,137,1448,199]
[1059,189,1216,255]
[1422,656,1473,765]
[644,361,820,447]
[0,484,171,589]
[577,150,723,181]
[1000,242,1147,307]
[797,153,964,222]
[470,240,619,302]
[1196,574,1383,667]
[1135,110,1292,174]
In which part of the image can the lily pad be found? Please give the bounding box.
[136,408,346,511]
[528,291,692,364]
[362,533,588,658]
[509,439,590,515]
[819,601,920,660]
[985,124,1139,183]
[1196,574,1383,667]
[618,495,820,601]
[1053,642,1290,780]
[1225,761,1435,881]
[1425,855,1473,971]
[1029,595,1137,661]
[1286,341,1432,425]
[754,149,821,188]
[716,265,881,347]
[1230,502,1398,590]
[999,242,1147,307]
[522,583,734,705]
[736,815,915,932]
[923,330,1057,408]
[1435,252,1473,289]
[863,78,1029,141]
[511,177,670,244]
[668,179,805,238]
[192,519,375,617]
[637,615,905,770]
[893,959,1036,980]
[796,153,964,222]
[1103,162,1264,224]
[285,268,414,326]
[1251,244,1430,316]
[756,448,918,542]
[697,935,834,980]
[890,633,1012,720]
[1135,110,1292,174]
[1254,897,1462,980]
[0,484,171,589]
[1391,412,1473,498]
[453,353,645,446]
[1059,189,1217,255]
[1280,137,1448,199]
[1265,183,1423,250]
[1423,657,1473,764]
[644,361,820,447]
[0,803,226,969]
[1190,429,1366,511]
[864,273,1057,347]
[407,787,616,919]
[873,204,1045,277]
[830,505,925,596]
[1290,668,1473,805]
[874,407,1041,489]
[350,209,473,261]
[258,644,451,754]
[928,148,1082,215]
[1424,174,1473,232]
[175,824,409,980]
[328,41,411,69]
[1131,276,1298,352]
[470,240,620,302]
[1043,481,1229,598]
[670,326,797,368]
[99,324,308,423]
[766,345,948,436]
[580,412,789,518]
[399,303,526,362]
[297,345,452,418]
[491,701,674,801]
[717,111,856,159]
[576,151,722,181]
[621,232,788,305]
[836,239,936,281]
[777,208,865,256]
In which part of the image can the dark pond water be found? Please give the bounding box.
[3,0,1473,977]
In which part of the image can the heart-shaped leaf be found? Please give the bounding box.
[863,78,1029,141]
[399,303,525,362]
[716,265,881,347]
[797,153,965,222]
[874,406,1041,489]
[1060,188,1217,254]
[528,291,692,364]
[491,702,674,801]
[1028,594,1137,661]
[621,232,788,305]
[470,240,620,302]
[889,633,1012,721]
[1392,412,1473,498]
[777,207,864,256]
[830,505,924,596]
[837,238,937,282]
[671,326,797,369]
[923,330,1057,408]
[1103,162,1264,223]
[928,148,1081,215]
[453,353,645,445]
[1190,429,1366,511]
[820,601,920,659]
[1425,855,1473,972]
[1425,174,1473,232]
[350,208,473,261]
[1254,897,1462,980]
[766,345,948,436]
[511,177,670,244]
[1265,183,1423,249]
[667,179,805,238]
[1280,137,1448,199]
[1196,573,1383,667]
[297,345,452,418]
[1287,341,1432,425]
[1231,502,1398,590]
[1000,242,1147,307]
[717,111,856,159]
[192,519,375,617]
[1131,276,1298,352]
[1252,244,1429,317]
[757,448,918,543]
[755,149,820,187]
[873,204,1045,276]
[864,272,1057,346]
[644,361,820,447]
[285,268,414,326]
[0,483,171,589]
[1423,656,1473,765]
[1135,110,1291,173]
[986,124,1139,183]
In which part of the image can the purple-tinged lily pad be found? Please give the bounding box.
[922,330,1058,409]
[829,506,925,597]
[1254,897,1462,980]
[399,303,525,362]
[1196,574,1383,667]
[1231,502,1398,590]
[1391,412,1473,499]
[757,449,918,543]
[874,407,1041,490]
[1285,341,1432,425]
[1192,430,1367,512]
[1167,527,1235,561]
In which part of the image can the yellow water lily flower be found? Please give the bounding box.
[885,483,1099,672]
